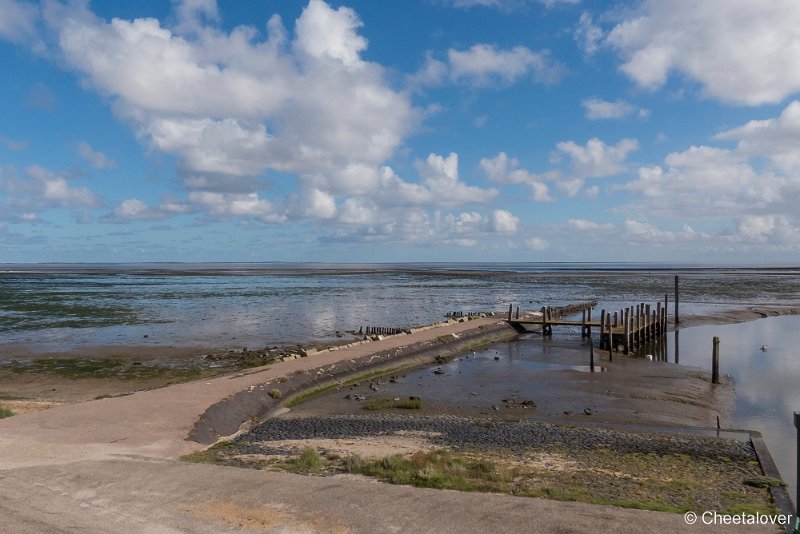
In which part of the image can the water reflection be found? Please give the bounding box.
[670,316,800,504]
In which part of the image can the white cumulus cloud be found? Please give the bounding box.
[553,138,639,179]
[607,0,800,105]
[77,142,116,170]
[582,98,646,120]
[447,44,562,86]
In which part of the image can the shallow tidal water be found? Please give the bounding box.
[3,262,800,352]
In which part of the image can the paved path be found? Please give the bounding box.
[0,317,772,533]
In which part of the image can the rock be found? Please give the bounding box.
[433,367,445,375]
[584,408,593,415]
[493,405,501,411]
[494,356,500,361]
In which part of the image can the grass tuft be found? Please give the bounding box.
[0,406,14,419]
[293,447,323,472]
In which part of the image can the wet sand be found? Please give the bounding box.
[284,336,734,430]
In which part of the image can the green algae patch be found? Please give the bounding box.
[362,397,421,411]
[4,357,222,383]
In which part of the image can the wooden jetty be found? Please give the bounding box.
[507,301,668,356]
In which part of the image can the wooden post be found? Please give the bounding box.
[624,308,630,355]
[590,338,595,372]
[613,311,618,327]
[508,304,512,321]
[674,275,680,324]
[650,310,658,341]
[544,306,549,335]
[587,307,592,337]
[600,310,606,349]
[664,293,669,331]
[581,309,587,338]
[515,306,520,319]
[674,330,680,364]
[607,317,614,361]
[712,336,720,384]
[656,302,662,336]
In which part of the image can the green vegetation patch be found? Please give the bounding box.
[4,357,222,383]
[363,397,421,411]
[0,406,14,419]
[204,441,778,516]
[292,447,323,472]
[356,450,511,492]
[180,440,236,464]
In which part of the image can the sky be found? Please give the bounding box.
[2,0,800,264]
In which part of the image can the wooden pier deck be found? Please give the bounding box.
[507,301,668,357]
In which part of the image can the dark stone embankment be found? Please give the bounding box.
[237,413,755,462]
[189,318,518,443]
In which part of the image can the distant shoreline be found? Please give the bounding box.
[3,261,800,276]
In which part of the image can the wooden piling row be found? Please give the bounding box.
[446,311,483,318]
[362,326,405,336]
[598,300,668,354]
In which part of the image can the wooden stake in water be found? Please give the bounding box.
[712,336,720,384]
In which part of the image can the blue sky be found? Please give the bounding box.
[2,0,800,263]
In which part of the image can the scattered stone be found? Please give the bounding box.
[433,368,445,375]
[502,397,536,409]
[584,408,593,416]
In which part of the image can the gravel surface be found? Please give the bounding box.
[237,414,755,461]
